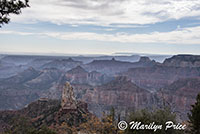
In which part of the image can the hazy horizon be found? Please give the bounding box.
[0,51,182,57]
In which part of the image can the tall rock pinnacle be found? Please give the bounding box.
[61,82,77,110]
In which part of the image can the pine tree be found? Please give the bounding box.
[0,0,29,27]
[125,108,181,134]
[109,107,115,123]
[188,93,200,134]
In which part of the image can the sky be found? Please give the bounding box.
[1,0,200,55]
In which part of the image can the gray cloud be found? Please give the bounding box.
[2,25,200,45]
[10,0,200,26]
[142,10,170,20]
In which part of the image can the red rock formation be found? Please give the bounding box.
[82,76,154,116]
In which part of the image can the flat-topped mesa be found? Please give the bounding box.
[61,82,77,110]
[163,55,200,67]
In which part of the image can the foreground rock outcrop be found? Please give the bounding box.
[0,83,90,133]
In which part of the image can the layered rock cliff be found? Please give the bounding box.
[0,66,112,110]
[163,55,200,67]
[82,76,155,117]
[41,58,83,71]
[85,57,158,75]
[121,65,200,90]
[0,67,63,110]
[157,77,200,119]
[64,66,112,86]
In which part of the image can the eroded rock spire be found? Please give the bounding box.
[61,82,77,110]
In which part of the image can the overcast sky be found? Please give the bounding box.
[1,0,200,55]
